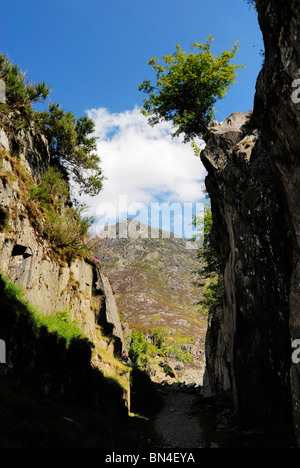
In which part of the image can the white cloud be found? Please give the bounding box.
[77,106,207,234]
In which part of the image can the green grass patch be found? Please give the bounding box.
[33,309,84,345]
[29,166,94,261]
[2,276,85,344]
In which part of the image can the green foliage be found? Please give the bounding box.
[30,166,94,258]
[151,327,168,355]
[38,104,104,196]
[128,327,194,372]
[0,54,50,108]
[2,276,25,305]
[167,341,194,365]
[0,55,104,198]
[150,327,193,363]
[199,276,223,319]
[43,207,94,257]
[191,141,202,158]
[1,276,84,344]
[30,166,69,209]
[139,37,244,142]
[128,330,150,371]
[192,204,223,319]
[192,203,220,277]
[33,308,84,345]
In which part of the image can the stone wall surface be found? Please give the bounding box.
[0,126,130,411]
[202,112,293,427]
[202,0,300,443]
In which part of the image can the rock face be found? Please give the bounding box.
[202,0,300,443]
[99,270,128,355]
[255,0,300,444]
[0,127,130,411]
[202,112,293,427]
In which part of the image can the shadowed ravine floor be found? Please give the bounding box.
[154,388,203,448]
[153,386,296,449]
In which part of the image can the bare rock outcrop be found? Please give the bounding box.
[0,126,130,411]
[202,112,292,428]
[202,0,300,444]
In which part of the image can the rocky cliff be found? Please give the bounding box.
[202,0,300,444]
[0,125,130,412]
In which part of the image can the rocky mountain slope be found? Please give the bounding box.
[97,218,207,385]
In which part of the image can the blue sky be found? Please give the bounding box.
[1,0,263,238]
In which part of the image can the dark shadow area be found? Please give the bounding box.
[93,278,123,359]
[194,392,296,448]
[1,274,294,448]
[11,244,33,258]
[0,275,161,447]
[94,284,114,338]
[0,366,160,448]
[0,275,126,418]
[130,367,164,418]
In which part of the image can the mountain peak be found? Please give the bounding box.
[101,217,182,241]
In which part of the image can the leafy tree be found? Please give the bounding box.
[139,37,244,142]
[38,104,104,196]
[0,55,50,110]
[151,327,168,354]
[0,55,104,197]
[0,54,50,129]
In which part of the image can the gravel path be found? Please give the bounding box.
[155,389,203,448]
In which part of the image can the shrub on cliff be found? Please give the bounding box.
[139,37,244,142]
[30,166,69,209]
[30,166,94,258]
[128,330,150,371]
[37,104,104,196]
